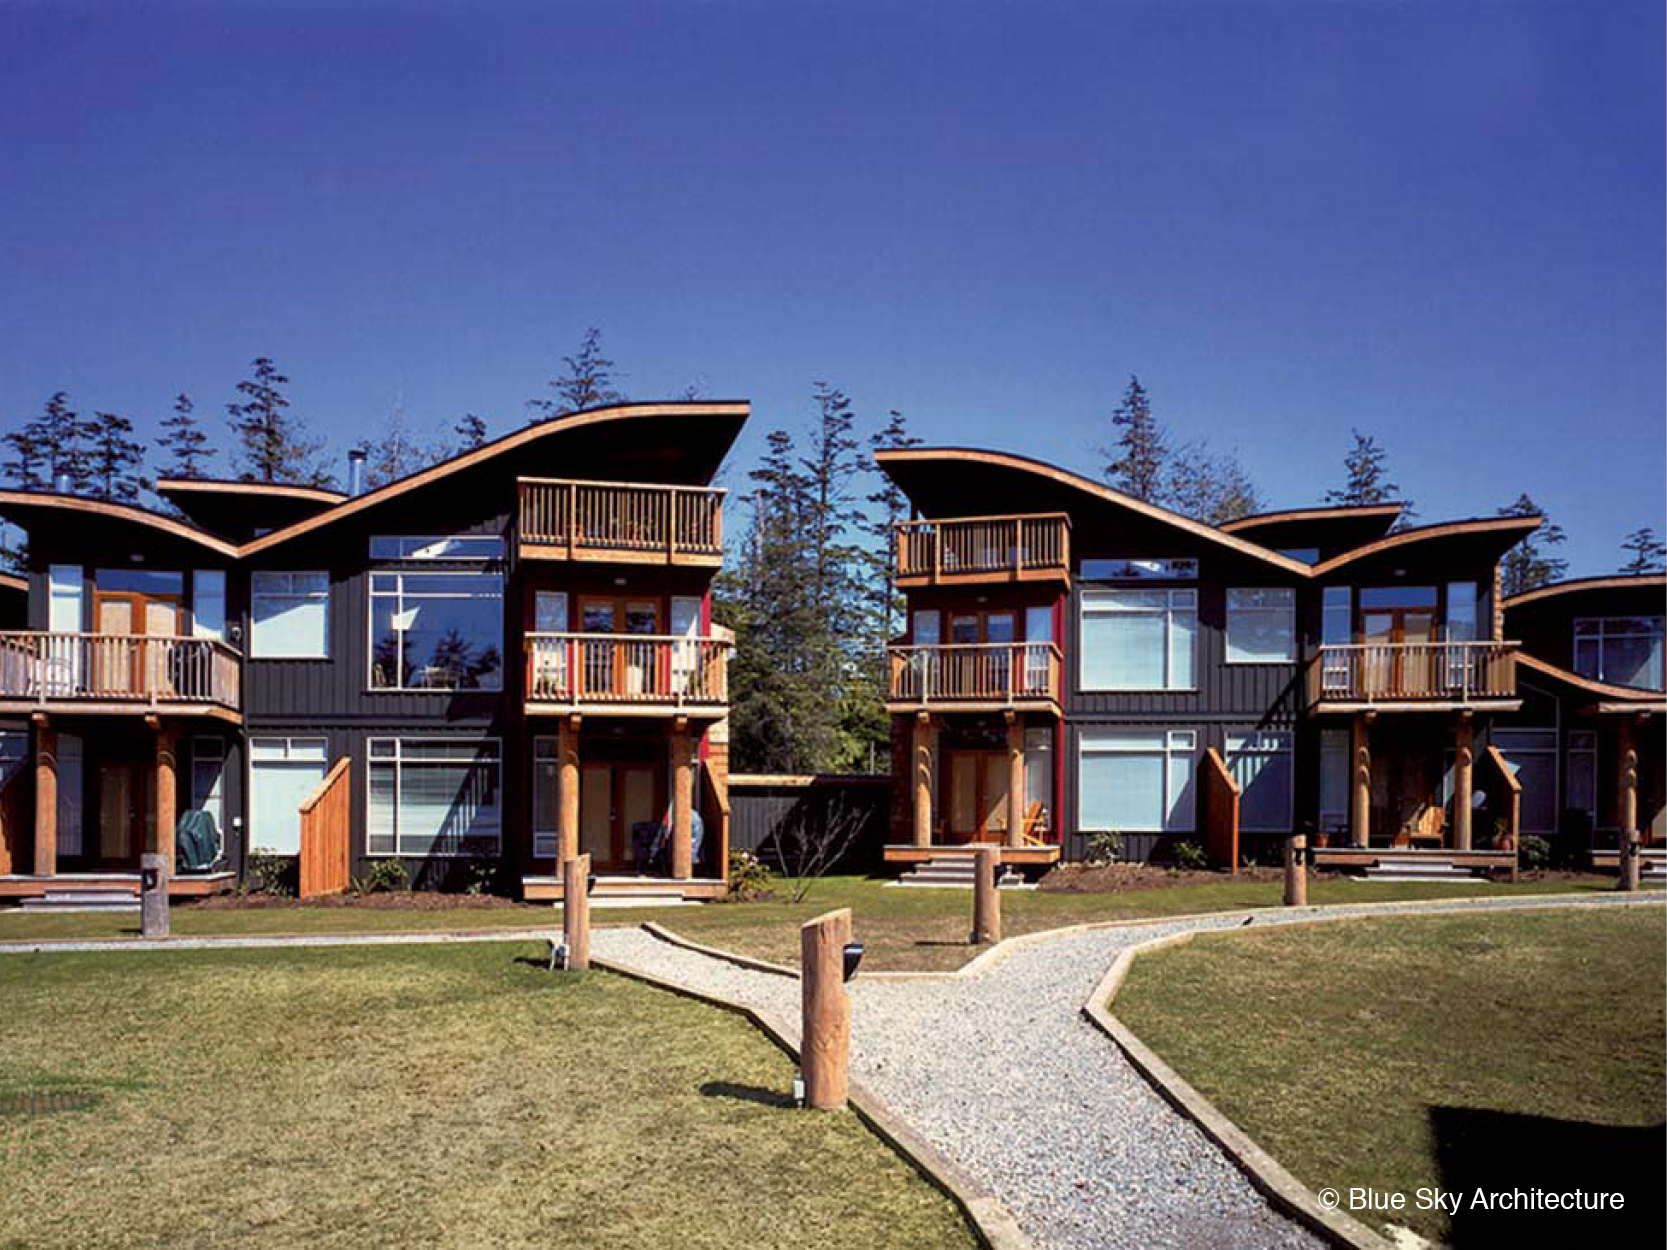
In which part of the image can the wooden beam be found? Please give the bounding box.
[563,853,591,970]
[1453,711,1474,851]
[1005,716,1025,849]
[33,722,56,877]
[671,723,694,879]
[1618,714,1639,839]
[972,845,1001,944]
[154,725,177,873]
[558,716,580,864]
[912,712,934,848]
[800,908,853,1110]
[1351,713,1371,849]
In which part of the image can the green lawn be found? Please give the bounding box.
[0,874,1642,973]
[0,944,976,1250]
[1114,906,1667,1244]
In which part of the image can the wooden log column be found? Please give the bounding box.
[563,852,591,969]
[1618,833,1640,893]
[152,721,177,872]
[800,907,853,1110]
[1005,715,1025,848]
[1351,713,1372,849]
[557,715,580,864]
[1453,712,1474,851]
[32,717,56,878]
[1283,835,1307,907]
[972,844,1001,944]
[1618,715,1639,843]
[671,718,694,879]
[912,712,934,848]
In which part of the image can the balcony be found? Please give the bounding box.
[518,477,724,566]
[1307,640,1520,713]
[887,642,1062,713]
[0,633,242,719]
[893,513,1071,588]
[525,632,730,717]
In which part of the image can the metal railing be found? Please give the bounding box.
[0,632,242,708]
[893,513,1071,582]
[518,477,724,561]
[1307,640,1518,705]
[888,641,1062,705]
[526,632,730,705]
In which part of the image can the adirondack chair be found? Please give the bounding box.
[1018,801,1048,846]
[1409,804,1445,849]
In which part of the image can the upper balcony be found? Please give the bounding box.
[887,642,1062,714]
[0,632,242,720]
[517,477,724,568]
[1306,640,1520,714]
[525,632,730,719]
[893,513,1071,589]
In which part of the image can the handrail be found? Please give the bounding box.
[518,478,724,559]
[888,641,1062,704]
[1308,639,1517,705]
[894,513,1072,582]
[0,632,242,708]
[526,632,731,705]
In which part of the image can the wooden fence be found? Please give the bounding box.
[299,757,352,899]
[729,774,891,874]
[1202,747,1240,874]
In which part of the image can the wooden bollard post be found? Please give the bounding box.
[800,907,852,1110]
[972,845,1001,945]
[1619,833,1640,893]
[140,852,170,938]
[563,853,591,970]
[1283,835,1307,907]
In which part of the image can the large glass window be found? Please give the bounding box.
[1023,726,1053,832]
[1321,586,1352,646]
[1224,730,1294,831]
[367,738,501,857]
[368,535,505,561]
[1573,617,1664,690]
[532,738,561,857]
[1226,589,1296,663]
[1080,589,1196,690]
[370,572,503,690]
[251,572,329,658]
[248,737,327,854]
[192,570,226,641]
[1081,557,1198,580]
[1319,728,1350,834]
[48,565,82,632]
[191,737,226,843]
[1566,730,1597,830]
[1445,582,1478,641]
[1492,728,1558,835]
[1078,729,1196,832]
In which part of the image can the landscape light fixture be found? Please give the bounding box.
[586,872,597,896]
[842,941,864,983]
[548,941,569,972]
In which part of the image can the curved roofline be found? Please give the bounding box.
[1307,515,1542,577]
[874,446,1311,574]
[1504,573,1667,610]
[156,477,347,504]
[1518,653,1666,704]
[0,490,239,557]
[241,400,749,556]
[1218,502,1405,533]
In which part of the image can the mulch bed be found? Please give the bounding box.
[1038,864,1283,894]
[192,890,535,911]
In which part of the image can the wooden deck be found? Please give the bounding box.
[0,871,237,899]
[520,874,728,903]
[881,843,1062,867]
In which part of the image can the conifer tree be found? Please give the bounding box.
[531,328,626,419]
[1497,494,1567,596]
[1619,527,1666,575]
[1166,439,1265,524]
[88,410,147,504]
[226,357,334,487]
[453,413,488,452]
[357,405,441,489]
[862,410,922,640]
[1325,429,1407,509]
[1,410,50,493]
[156,392,214,479]
[1102,375,1166,502]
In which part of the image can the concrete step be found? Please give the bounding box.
[893,857,1030,889]
[19,891,141,912]
[1362,857,1479,883]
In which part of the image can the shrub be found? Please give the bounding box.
[724,849,774,901]
[1173,839,1209,870]
[1519,835,1552,872]
[351,859,408,895]
[1084,830,1124,866]
[244,850,295,897]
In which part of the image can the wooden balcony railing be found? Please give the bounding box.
[893,513,1071,585]
[0,633,242,709]
[888,642,1062,707]
[526,633,730,708]
[518,477,724,565]
[1307,641,1518,708]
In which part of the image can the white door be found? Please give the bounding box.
[249,737,328,855]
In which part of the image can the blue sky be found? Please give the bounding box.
[1,1,1661,574]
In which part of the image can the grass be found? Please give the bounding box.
[0,943,977,1250]
[1113,906,1667,1244]
[1,874,1643,972]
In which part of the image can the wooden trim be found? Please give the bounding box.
[298,756,352,899]
[1516,653,1665,704]
[1217,502,1406,533]
[0,491,239,557]
[1307,516,1543,577]
[1202,747,1240,873]
[0,573,25,596]
[243,401,747,555]
[156,478,346,504]
[875,447,1313,574]
[1502,573,1667,610]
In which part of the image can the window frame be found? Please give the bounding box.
[1223,729,1295,832]
[1224,588,1297,665]
[1076,728,1198,833]
[1572,615,1665,690]
[367,569,505,692]
[250,571,331,660]
[365,736,503,859]
[367,534,506,561]
[1078,587,1197,692]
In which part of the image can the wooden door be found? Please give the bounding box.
[948,612,1015,698]
[620,766,657,864]
[578,598,662,699]
[578,761,660,870]
[580,764,612,863]
[98,763,143,863]
[947,750,1010,842]
[1364,608,1436,696]
[94,591,182,695]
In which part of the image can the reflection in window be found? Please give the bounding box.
[370,572,503,690]
[1573,617,1664,690]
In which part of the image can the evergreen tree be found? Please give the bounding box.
[227,357,334,487]
[156,392,214,479]
[1,410,51,493]
[36,392,96,492]
[453,413,488,452]
[1325,429,1408,510]
[358,405,441,489]
[1619,527,1666,575]
[1102,375,1166,502]
[862,410,922,640]
[1166,439,1265,525]
[88,410,147,504]
[1497,494,1567,596]
[531,327,626,419]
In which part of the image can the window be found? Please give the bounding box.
[1224,730,1294,831]
[191,738,226,844]
[192,570,226,641]
[251,572,330,658]
[1080,557,1198,581]
[248,737,327,855]
[1080,589,1196,690]
[911,610,940,645]
[1277,547,1319,564]
[1078,729,1196,832]
[1492,728,1558,836]
[532,738,562,857]
[1445,582,1478,641]
[368,535,505,561]
[1321,586,1352,646]
[369,572,503,690]
[49,564,82,632]
[1319,728,1350,834]
[1023,726,1053,831]
[1226,589,1296,663]
[367,738,501,857]
[1573,617,1664,691]
[1566,730,1597,830]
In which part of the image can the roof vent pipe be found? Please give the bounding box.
[347,448,367,497]
[53,470,70,494]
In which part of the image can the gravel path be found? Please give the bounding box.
[592,892,1657,1250]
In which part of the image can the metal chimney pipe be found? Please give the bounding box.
[347,448,367,497]
[53,470,70,493]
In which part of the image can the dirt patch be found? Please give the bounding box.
[1038,864,1283,894]
[192,890,535,912]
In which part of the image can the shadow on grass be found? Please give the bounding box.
[1430,1105,1665,1246]
[700,1081,795,1109]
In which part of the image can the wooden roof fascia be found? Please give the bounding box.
[0,491,240,558]
[1217,503,1406,533]
[1306,516,1544,577]
[1503,574,1667,611]
[1516,653,1666,704]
